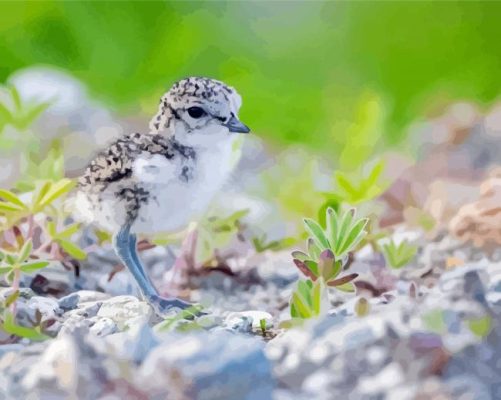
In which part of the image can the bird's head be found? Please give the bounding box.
[149,77,250,148]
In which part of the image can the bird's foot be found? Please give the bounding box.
[147,294,205,318]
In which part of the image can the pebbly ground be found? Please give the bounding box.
[1,230,500,400]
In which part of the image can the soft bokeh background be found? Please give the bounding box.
[1,1,501,238]
[3,1,501,150]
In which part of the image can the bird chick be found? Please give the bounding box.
[76,77,250,314]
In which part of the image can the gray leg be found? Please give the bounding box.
[113,225,193,314]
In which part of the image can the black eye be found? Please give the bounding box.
[187,106,206,119]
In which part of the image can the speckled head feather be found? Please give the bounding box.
[148,77,244,138]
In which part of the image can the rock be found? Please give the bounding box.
[16,296,62,328]
[97,295,152,330]
[29,262,75,296]
[439,264,489,297]
[58,293,81,311]
[58,290,111,312]
[139,331,274,399]
[89,317,117,337]
[105,322,158,363]
[20,329,107,399]
[444,328,501,399]
[449,168,501,251]
[253,250,299,287]
[0,287,34,302]
[224,310,274,333]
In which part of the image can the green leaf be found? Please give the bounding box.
[0,202,25,213]
[5,270,15,284]
[32,181,52,210]
[58,239,87,260]
[1,312,49,341]
[5,254,16,265]
[18,102,51,130]
[335,282,356,293]
[291,290,312,319]
[17,239,33,263]
[46,220,56,238]
[311,279,324,316]
[335,172,359,197]
[57,223,80,239]
[291,250,309,262]
[9,86,22,111]
[0,266,12,275]
[326,207,339,249]
[364,160,384,190]
[297,280,313,307]
[335,209,355,254]
[20,261,50,273]
[468,316,492,338]
[5,290,19,307]
[304,218,330,250]
[36,179,75,209]
[0,189,27,209]
[382,239,417,269]
[337,217,368,256]
[307,238,321,260]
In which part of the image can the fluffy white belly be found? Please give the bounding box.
[131,141,235,234]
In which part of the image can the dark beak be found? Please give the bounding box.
[224,115,250,133]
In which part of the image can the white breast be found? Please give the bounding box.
[131,138,237,234]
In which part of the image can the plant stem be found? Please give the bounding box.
[26,214,35,240]
[10,268,20,316]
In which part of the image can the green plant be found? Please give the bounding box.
[290,279,326,319]
[323,160,389,206]
[0,178,87,321]
[0,240,49,284]
[1,310,50,341]
[381,238,418,269]
[292,207,368,291]
[0,179,75,231]
[290,207,368,319]
[0,85,51,134]
[154,305,205,332]
[252,233,297,253]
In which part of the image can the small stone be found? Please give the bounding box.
[89,317,117,337]
[97,295,152,330]
[224,310,273,333]
[58,293,80,311]
[105,322,158,363]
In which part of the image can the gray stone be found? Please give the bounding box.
[224,310,273,334]
[105,322,158,363]
[97,295,152,330]
[88,317,117,337]
[139,331,274,399]
[58,292,80,311]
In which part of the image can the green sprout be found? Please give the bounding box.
[381,238,418,269]
[259,318,267,336]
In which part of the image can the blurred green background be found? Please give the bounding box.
[1,1,501,169]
